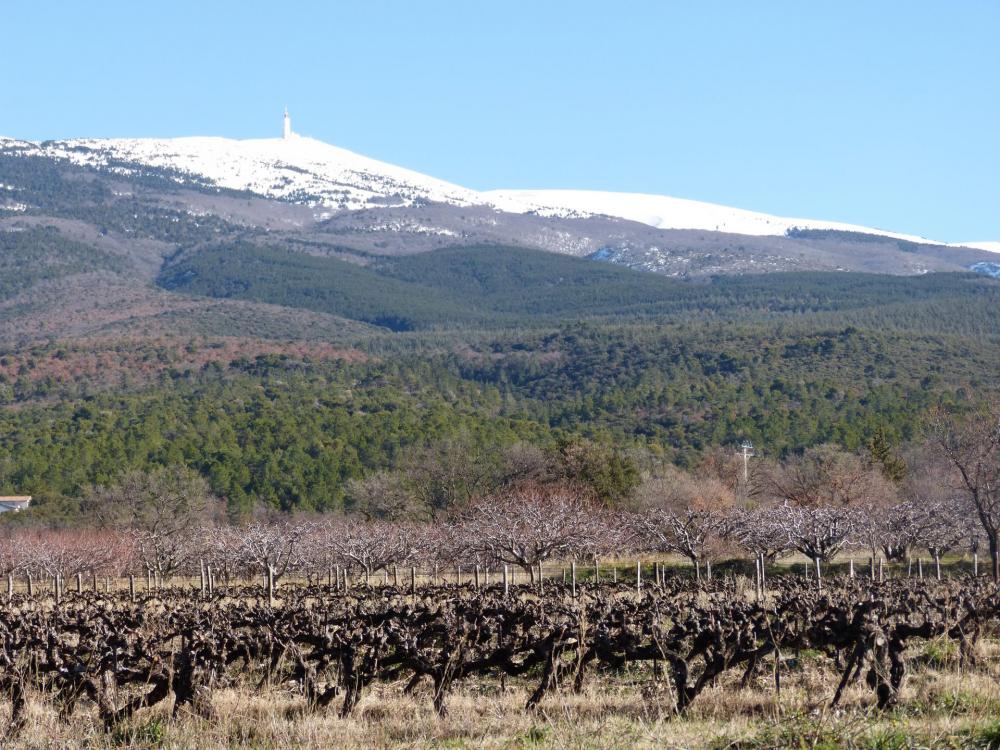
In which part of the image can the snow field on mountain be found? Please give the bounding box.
[2,134,995,249]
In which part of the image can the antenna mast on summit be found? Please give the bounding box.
[283,107,292,139]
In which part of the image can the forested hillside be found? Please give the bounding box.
[158,241,1000,332]
[2,152,999,526]
[0,227,120,300]
[1,317,995,521]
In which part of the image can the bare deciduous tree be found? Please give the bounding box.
[767,445,889,510]
[728,503,793,561]
[320,518,415,575]
[783,502,856,564]
[237,519,312,592]
[398,437,505,519]
[634,467,735,569]
[85,466,219,580]
[344,471,420,521]
[457,483,602,579]
[765,446,892,564]
[928,403,1000,580]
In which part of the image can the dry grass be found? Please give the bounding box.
[7,647,1000,749]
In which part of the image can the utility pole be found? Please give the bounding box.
[739,439,755,494]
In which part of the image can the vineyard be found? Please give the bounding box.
[2,571,1000,745]
[0,392,996,747]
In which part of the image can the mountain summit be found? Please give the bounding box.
[0,123,999,347]
[3,129,993,252]
[5,135,482,214]
[2,126,998,287]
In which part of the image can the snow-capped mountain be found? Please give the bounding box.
[486,189,943,245]
[3,132,994,252]
[1,134,482,214]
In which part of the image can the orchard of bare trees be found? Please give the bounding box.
[1,404,998,591]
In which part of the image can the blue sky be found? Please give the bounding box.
[3,1,998,241]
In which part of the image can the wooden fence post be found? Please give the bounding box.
[474,565,480,589]
[878,557,884,582]
[503,565,509,596]
[410,566,416,598]
[594,556,600,584]
[815,558,822,591]
[974,553,979,577]
[755,554,761,601]
[636,560,642,593]
[266,565,275,607]
[918,558,923,579]
[26,572,33,598]
[76,572,82,594]
[393,565,399,587]
[129,574,136,603]
[200,560,206,594]
[6,573,11,603]
[935,553,941,581]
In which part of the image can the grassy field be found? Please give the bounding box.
[10,640,1000,749]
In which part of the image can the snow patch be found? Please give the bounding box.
[485,189,943,245]
[969,262,1000,278]
[951,241,1000,255]
[364,220,459,237]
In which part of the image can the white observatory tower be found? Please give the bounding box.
[283,107,292,139]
